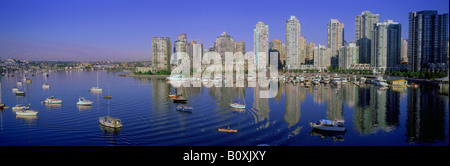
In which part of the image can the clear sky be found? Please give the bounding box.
[0,0,448,61]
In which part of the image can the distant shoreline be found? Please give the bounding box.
[119,73,169,78]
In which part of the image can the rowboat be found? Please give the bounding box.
[16,109,38,116]
[76,97,93,106]
[218,127,238,133]
[99,116,122,128]
[310,119,346,132]
[176,105,193,112]
[230,103,245,109]
[43,96,62,104]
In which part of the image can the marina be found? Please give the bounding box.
[0,71,448,146]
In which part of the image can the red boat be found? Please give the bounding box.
[218,127,238,133]
[412,83,418,88]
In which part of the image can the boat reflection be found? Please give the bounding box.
[77,105,92,111]
[310,129,345,142]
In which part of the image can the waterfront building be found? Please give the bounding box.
[214,32,235,63]
[300,36,306,65]
[401,38,408,64]
[371,20,402,73]
[313,44,331,71]
[173,33,188,65]
[338,42,359,70]
[286,15,301,69]
[270,39,285,66]
[408,10,449,73]
[305,42,316,64]
[235,41,246,55]
[151,37,171,71]
[355,11,379,64]
[328,19,345,67]
[254,22,270,68]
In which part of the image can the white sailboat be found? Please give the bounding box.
[89,71,102,92]
[230,88,246,109]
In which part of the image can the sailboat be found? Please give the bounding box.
[230,88,246,109]
[89,71,102,92]
[16,82,38,116]
[103,84,112,99]
[99,97,122,128]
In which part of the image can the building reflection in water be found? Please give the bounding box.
[151,78,447,145]
[406,86,448,144]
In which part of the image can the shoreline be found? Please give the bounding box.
[119,73,169,78]
[119,72,448,85]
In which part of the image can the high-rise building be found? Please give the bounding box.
[300,36,306,64]
[214,32,235,62]
[408,10,449,72]
[286,15,301,69]
[235,41,246,55]
[151,37,171,71]
[355,11,379,64]
[305,42,316,64]
[313,44,331,70]
[328,19,345,67]
[254,22,269,67]
[270,39,285,65]
[371,20,401,72]
[173,33,188,65]
[401,38,408,64]
[338,42,359,69]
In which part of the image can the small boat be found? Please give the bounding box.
[176,105,193,112]
[99,116,122,128]
[42,83,50,89]
[412,83,419,89]
[173,97,187,103]
[76,97,93,106]
[103,96,112,99]
[16,109,38,116]
[218,127,238,133]
[17,81,22,86]
[331,74,341,85]
[89,71,102,92]
[0,103,5,109]
[15,89,25,96]
[230,103,245,109]
[89,87,102,92]
[373,76,389,87]
[43,96,62,104]
[12,88,18,93]
[168,93,182,99]
[12,104,29,111]
[310,119,346,132]
[312,79,321,85]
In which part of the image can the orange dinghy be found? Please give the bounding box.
[218,128,238,133]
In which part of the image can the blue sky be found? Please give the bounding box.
[0,0,448,61]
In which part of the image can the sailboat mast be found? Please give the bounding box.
[97,71,99,88]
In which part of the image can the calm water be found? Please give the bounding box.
[0,71,448,146]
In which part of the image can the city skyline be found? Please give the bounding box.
[0,0,448,61]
